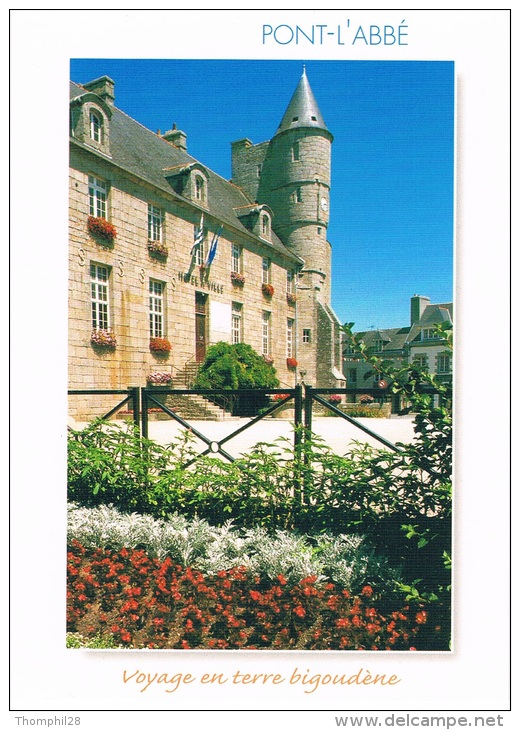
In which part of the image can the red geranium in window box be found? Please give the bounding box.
[262,283,274,297]
[286,357,298,368]
[286,292,297,305]
[87,216,117,243]
[149,337,172,353]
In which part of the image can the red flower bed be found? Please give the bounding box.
[67,541,426,650]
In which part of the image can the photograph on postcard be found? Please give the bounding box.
[66,58,454,654]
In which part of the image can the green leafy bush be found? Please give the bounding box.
[193,342,279,415]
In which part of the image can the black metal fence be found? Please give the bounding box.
[68,384,404,462]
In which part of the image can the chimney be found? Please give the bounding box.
[83,76,115,105]
[410,295,430,325]
[162,123,187,151]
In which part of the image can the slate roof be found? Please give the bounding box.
[275,67,331,137]
[70,80,302,264]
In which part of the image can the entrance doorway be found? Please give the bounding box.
[195,292,207,362]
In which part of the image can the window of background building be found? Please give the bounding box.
[437,354,452,373]
[149,279,165,338]
[148,204,163,242]
[422,328,438,341]
[90,263,110,330]
[88,175,107,218]
[232,302,243,344]
[413,354,429,369]
[374,338,383,352]
[262,311,271,356]
[348,368,357,384]
[303,328,311,344]
[262,257,271,284]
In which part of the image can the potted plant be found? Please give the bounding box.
[87,216,117,244]
[147,371,173,385]
[231,271,245,286]
[262,283,274,297]
[286,357,298,369]
[147,240,169,258]
[149,337,172,353]
[90,329,116,349]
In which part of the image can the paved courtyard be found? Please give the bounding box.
[138,414,416,460]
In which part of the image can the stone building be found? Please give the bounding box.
[68,68,344,418]
[343,294,453,410]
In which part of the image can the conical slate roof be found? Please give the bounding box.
[275,66,330,136]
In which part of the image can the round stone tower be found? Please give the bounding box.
[258,66,334,304]
[231,67,344,388]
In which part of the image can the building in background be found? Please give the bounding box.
[343,295,453,412]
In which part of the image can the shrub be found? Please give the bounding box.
[67,504,402,594]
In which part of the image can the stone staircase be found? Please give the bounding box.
[159,364,234,421]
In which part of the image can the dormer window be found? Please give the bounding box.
[70,91,112,156]
[195,175,205,202]
[89,110,102,143]
[262,214,270,237]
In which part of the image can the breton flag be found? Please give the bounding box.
[204,225,223,267]
[190,214,204,256]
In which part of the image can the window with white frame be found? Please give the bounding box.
[286,269,295,294]
[194,225,205,266]
[262,257,271,284]
[231,302,243,344]
[89,110,102,143]
[262,311,271,356]
[287,318,294,358]
[303,328,311,344]
[148,204,163,242]
[90,263,110,330]
[422,328,438,341]
[261,214,270,237]
[149,279,165,338]
[195,175,205,202]
[231,243,242,273]
[437,354,452,373]
[88,175,108,219]
[413,354,429,369]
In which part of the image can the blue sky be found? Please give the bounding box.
[70,58,454,332]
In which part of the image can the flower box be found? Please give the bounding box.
[87,216,117,244]
[286,357,298,369]
[91,329,116,349]
[149,337,172,353]
[147,371,173,385]
[328,394,342,405]
[286,293,297,305]
[147,241,169,258]
[231,272,245,286]
[262,354,274,365]
[262,283,274,297]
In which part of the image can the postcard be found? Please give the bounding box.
[9,8,511,724]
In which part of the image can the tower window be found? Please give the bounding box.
[292,141,300,161]
[292,116,299,122]
[311,115,317,121]
[293,187,303,203]
[303,328,311,344]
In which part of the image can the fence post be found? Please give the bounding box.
[294,384,303,455]
[141,388,149,439]
[129,387,140,433]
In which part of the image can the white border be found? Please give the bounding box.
[9,8,511,720]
